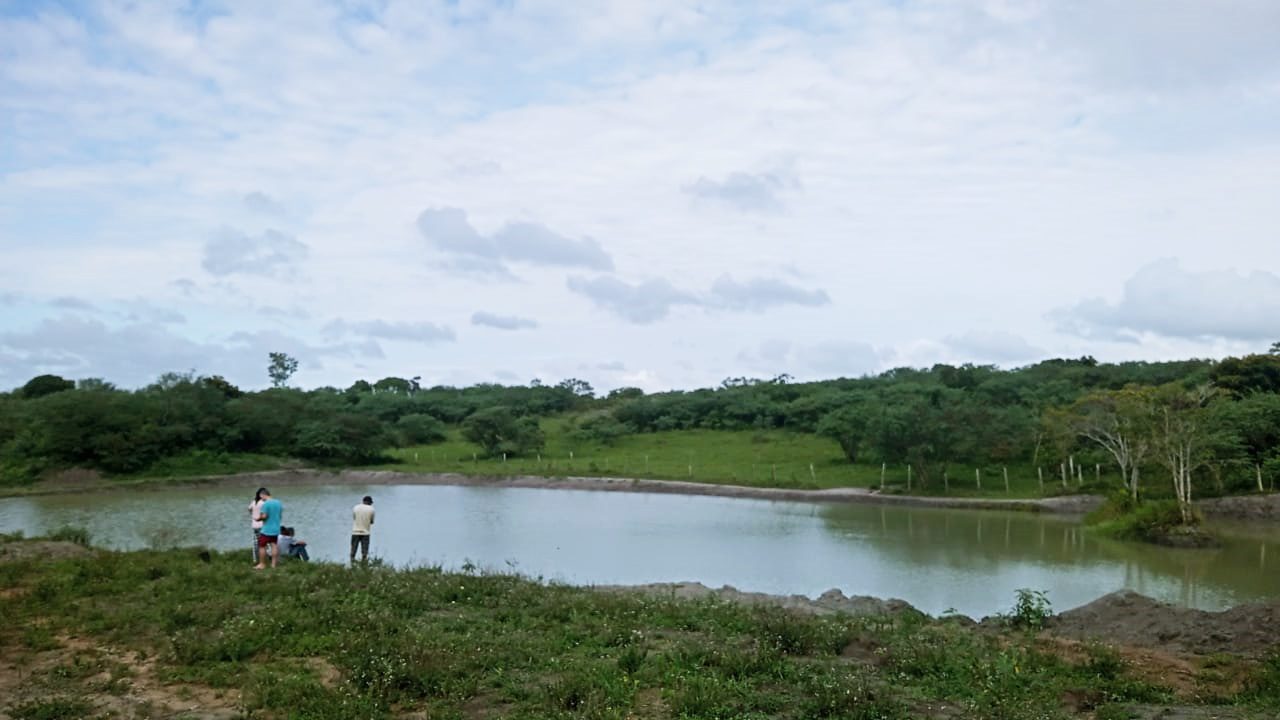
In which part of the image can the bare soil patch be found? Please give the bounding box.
[0,634,240,720]
[1047,590,1280,657]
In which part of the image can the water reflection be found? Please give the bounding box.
[0,484,1276,617]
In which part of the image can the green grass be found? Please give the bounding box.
[2,537,1253,720]
[379,422,1106,499]
[131,450,288,479]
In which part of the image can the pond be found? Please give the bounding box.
[1,483,1277,617]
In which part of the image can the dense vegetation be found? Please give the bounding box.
[4,350,1280,510]
[3,534,1277,719]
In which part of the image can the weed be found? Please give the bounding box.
[7,698,94,720]
[46,525,91,546]
[1002,588,1051,631]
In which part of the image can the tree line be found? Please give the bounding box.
[4,349,1280,509]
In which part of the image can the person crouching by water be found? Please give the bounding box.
[249,487,267,565]
[277,526,309,561]
[254,488,283,570]
[351,495,374,563]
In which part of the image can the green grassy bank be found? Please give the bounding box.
[3,534,1277,719]
[378,424,1092,499]
[7,422,1132,501]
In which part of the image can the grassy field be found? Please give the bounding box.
[379,423,1110,500]
[2,533,1275,720]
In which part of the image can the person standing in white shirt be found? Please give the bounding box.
[351,495,375,563]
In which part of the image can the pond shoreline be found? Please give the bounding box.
[9,467,1280,519]
[12,467,1106,514]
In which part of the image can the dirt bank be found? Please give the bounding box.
[16,467,1107,514]
[1046,589,1280,656]
[597,581,917,617]
[1200,493,1280,521]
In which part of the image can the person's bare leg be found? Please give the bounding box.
[270,542,280,568]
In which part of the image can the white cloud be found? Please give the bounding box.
[566,275,698,324]
[567,273,831,323]
[1051,259,1280,342]
[2,1,1279,390]
[709,275,829,312]
[417,207,614,273]
[243,191,285,215]
[683,171,795,212]
[202,228,308,278]
[471,312,538,330]
[944,331,1043,364]
[324,318,456,344]
[0,316,376,389]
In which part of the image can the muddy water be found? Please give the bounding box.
[1,483,1276,617]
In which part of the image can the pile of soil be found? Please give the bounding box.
[1047,590,1280,656]
[602,581,916,616]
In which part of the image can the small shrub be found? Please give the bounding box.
[1003,589,1051,631]
[46,525,91,547]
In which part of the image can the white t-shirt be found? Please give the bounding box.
[352,504,375,535]
[250,500,264,530]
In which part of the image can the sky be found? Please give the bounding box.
[2,0,1280,393]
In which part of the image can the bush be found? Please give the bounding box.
[569,415,632,446]
[394,414,446,446]
[461,407,545,458]
[46,525,91,547]
[1002,589,1051,631]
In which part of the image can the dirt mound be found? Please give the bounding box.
[0,540,93,562]
[1048,590,1280,656]
[601,582,916,616]
[1199,493,1280,520]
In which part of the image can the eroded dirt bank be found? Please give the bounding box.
[20,467,1109,514]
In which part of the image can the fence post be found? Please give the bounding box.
[907,464,912,491]
[976,467,981,490]
[1060,463,1067,488]
[880,463,886,490]
[1095,463,1100,483]
[1003,466,1009,493]
[809,463,816,483]
[1038,466,1044,493]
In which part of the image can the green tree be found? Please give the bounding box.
[1144,383,1226,524]
[816,402,870,463]
[1051,387,1150,501]
[21,374,75,399]
[461,406,545,457]
[267,352,299,388]
[394,413,447,446]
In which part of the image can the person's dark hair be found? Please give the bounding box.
[254,487,268,502]
[362,495,373,504]
[281,526,294,536]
